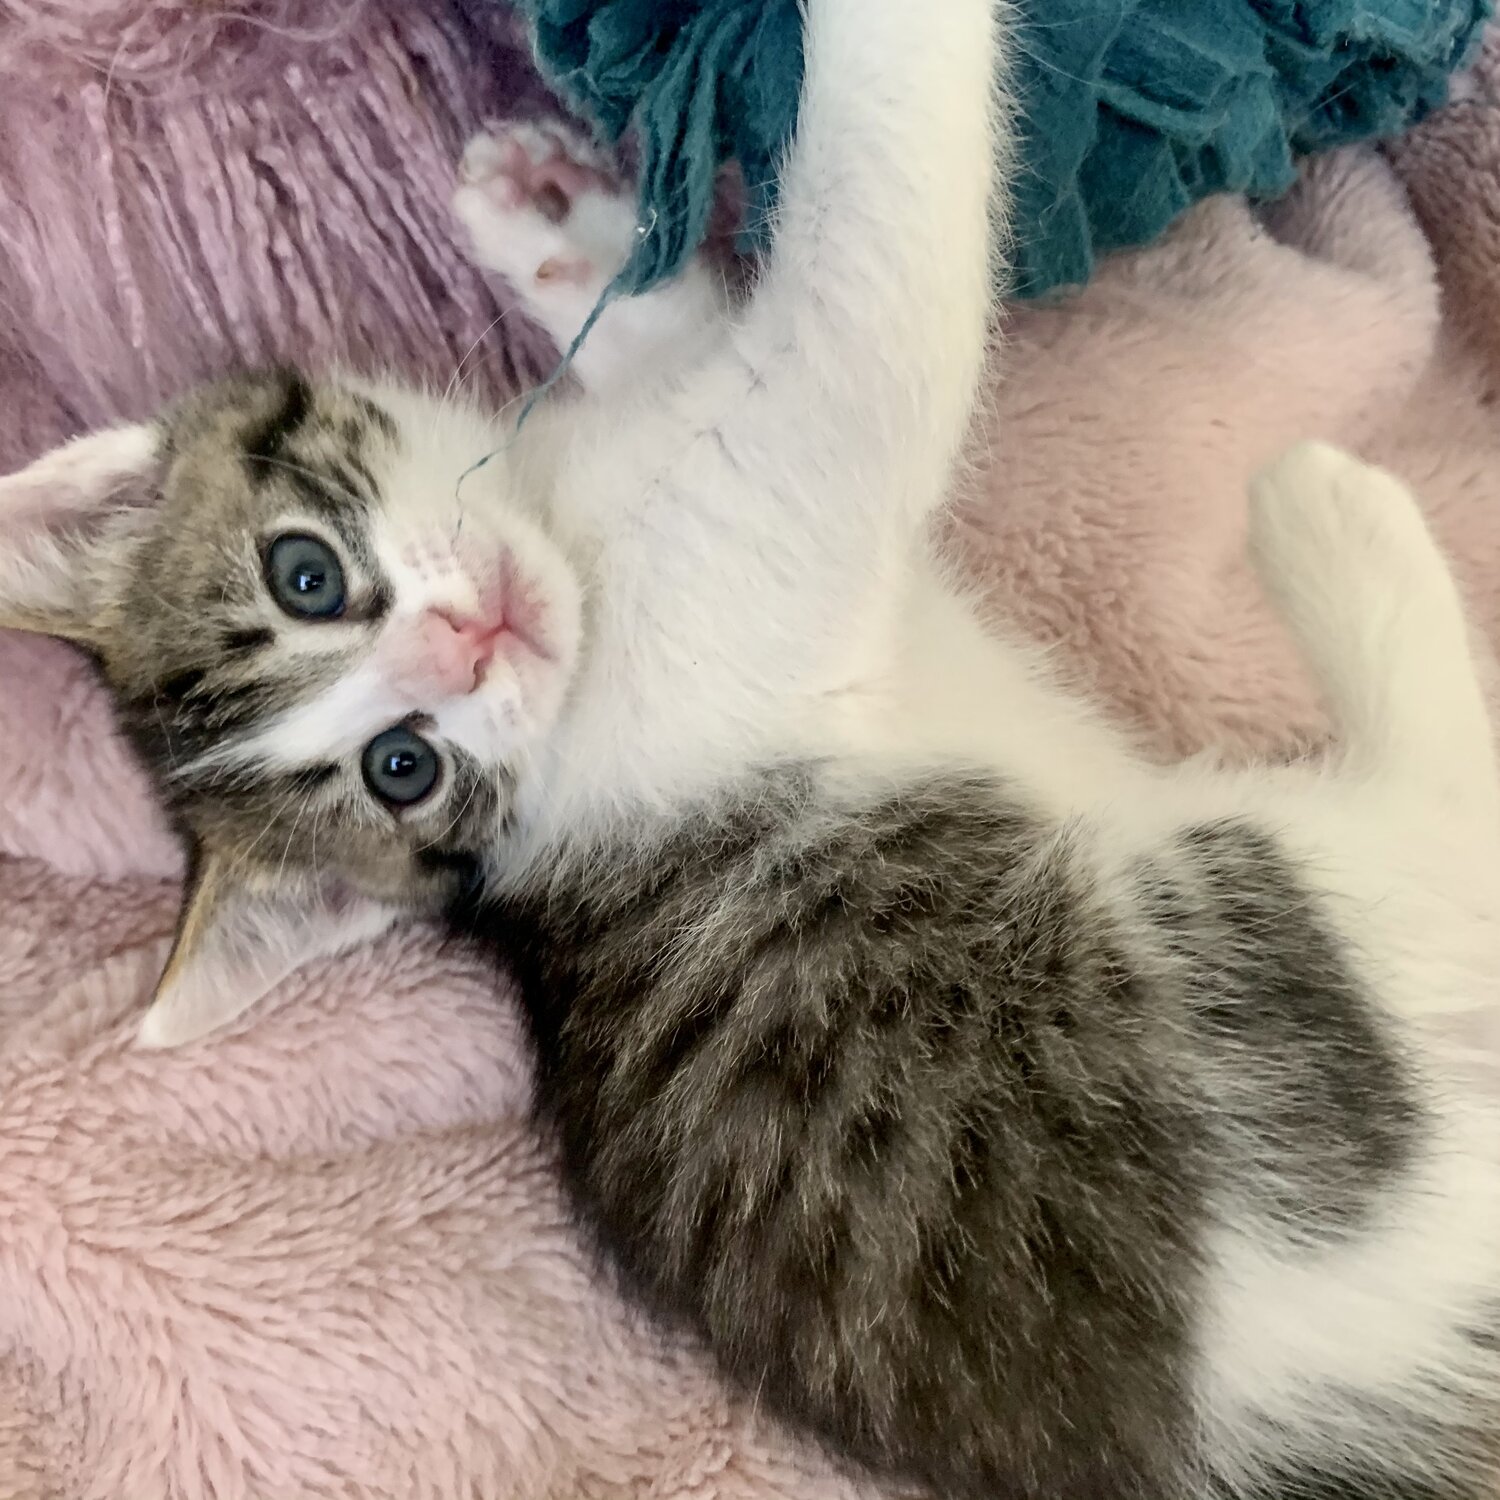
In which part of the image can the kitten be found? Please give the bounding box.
[3,1,1500,1496]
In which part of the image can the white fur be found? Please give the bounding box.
[0,424,159,631]
[0,423,156,516]
[455,122,729,391]
[438,8,1500,1483]
[445,16,1500,1481]
[2,0,1498,1486]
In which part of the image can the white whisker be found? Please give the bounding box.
[443,306,519,409]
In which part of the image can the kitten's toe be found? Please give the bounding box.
[530,122,618,210]
[456,120,640,298]
[459,120,620,227]
[457,127,507,186]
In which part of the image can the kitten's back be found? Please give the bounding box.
[460,762,1458,1498]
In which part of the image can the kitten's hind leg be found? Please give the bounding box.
[1249,441,1498,815]
[454,121,728,395]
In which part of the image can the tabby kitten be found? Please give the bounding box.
[2,2,1499,1496]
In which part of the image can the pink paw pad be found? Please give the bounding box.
[460,122,617,228]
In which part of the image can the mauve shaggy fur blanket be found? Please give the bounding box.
[1,4,1499,1496]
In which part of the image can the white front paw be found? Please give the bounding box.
[454,120,633,295]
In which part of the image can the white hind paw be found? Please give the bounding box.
[455,119,635,300]
[1248,441,1445,616]
[1246,441,1495,806]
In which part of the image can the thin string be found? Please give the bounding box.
[454,207,660,503]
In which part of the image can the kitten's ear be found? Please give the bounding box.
[137,850,401,1049]
[0,423,161,643]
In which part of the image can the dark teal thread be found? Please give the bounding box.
[497,0,1488,303]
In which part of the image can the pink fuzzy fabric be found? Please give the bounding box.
[0,0,555,466]
[2,3,1500,1494]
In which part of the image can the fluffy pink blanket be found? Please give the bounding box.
[3,10,1500,1496]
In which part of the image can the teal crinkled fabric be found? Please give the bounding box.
[499,0,1491,300]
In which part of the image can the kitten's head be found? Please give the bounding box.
[0,369,583,1045]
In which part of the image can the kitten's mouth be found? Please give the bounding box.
[486,549,552,667]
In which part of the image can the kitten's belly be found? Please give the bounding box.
[820,551,1153,817]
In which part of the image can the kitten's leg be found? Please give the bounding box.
[1249,441,1498,816]
[558,0,1008,740]
[454,121,728,394]
[721,0,1007,506]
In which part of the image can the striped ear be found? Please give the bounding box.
[136,848,400,1049]
[0,424,159,644]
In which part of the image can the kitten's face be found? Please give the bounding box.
[0,369,584,1042]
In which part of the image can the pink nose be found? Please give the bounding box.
[408,609,498,697]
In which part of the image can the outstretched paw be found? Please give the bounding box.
[455,120,635,295]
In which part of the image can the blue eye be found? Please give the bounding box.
[265,534,345,619]
[362,726,440,807]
